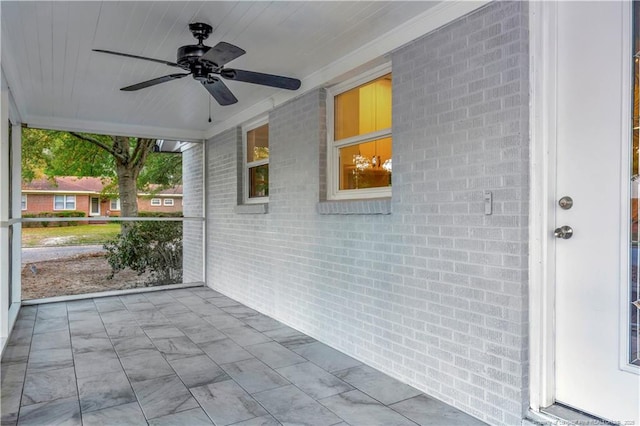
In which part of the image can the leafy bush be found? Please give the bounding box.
[104,220,183,286]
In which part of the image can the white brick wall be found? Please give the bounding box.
[182,143,204,283]
[205,2,529,424]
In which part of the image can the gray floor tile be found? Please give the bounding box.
[35,304,67,320]
[243,314,286,332]
[294,342,362,373]
[73,350,123,379]
[229,415,281,426]
[65,300,96,312]
[112,335,157,358]
[132,310,171,327]
[221,305,260,319]
[208,297,242,308]
[253,384,342,426]
[27,348,74,373]
[319,390,416,426]
[180,324,227,344]
[334,365,421,405]
[124,301,156,312]
[82,401,147,426]
[77,370,136,413]
[191,380,268,426]
[264,327,316,350]
[1,345,30,365]
[99,310,136,325]
[17,395,81,426]
[131,374,199,420]
[204,313,245,329]
[142,325,185,339]
[1,363,26,423]
[153,336,204,360]
[199,338,254,365]
[67,310,102,323]
[168,354,229,388]
[103,323,145,338]
[22,367,77,406]
[222,325,271,347]
[33,317,69,334]
[276,362,353,399]
[94,299,126,313]
[221,358,289,394]
[148,407,214,425]
[189,287,224,299]
[120,351,175,383]
[30,330,71,351]
[69,320,105,336]
[166,312,204,328]
[6,328,33,347]
[156,303,191,316]
[390,394,486,425]
[245,341,306,369]
[71,331,112,354]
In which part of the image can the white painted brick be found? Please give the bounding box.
[203,2,529,425]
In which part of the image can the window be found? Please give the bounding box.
[328,66,392,200]
[164,198,174,206]
[244,120,269,202]
[110,198,120,211]
[150,198,161,206]
[53,195,76,210]
[21,195,26,210]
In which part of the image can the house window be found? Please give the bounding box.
[164,198,174,206]
[21,195,26,210]
[328,66,392,199]
[244,120,269,202]
[53,195,76,210]
[110,198,120,211]
[150,198,161,206]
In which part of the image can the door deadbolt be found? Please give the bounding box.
[558,196,573,210]
[554,225,573,239]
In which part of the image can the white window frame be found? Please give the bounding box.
[326,63,392,200]
[163,198,174,206]
[21,194,26,211]
[243,117,269,204]
[53,194,76,210]
[110,198,120,211]
[150,198,161,206]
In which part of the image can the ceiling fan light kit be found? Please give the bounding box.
[93,22,301,106]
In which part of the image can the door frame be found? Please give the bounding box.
[90,196,101,216]
[528,0,636,415]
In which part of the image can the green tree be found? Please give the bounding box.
[22,128,182,218]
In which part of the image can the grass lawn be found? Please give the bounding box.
[22,223,122,247]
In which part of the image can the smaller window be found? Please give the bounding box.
[150,198,161,206]
[110,198,120,211]
[244,120,269,203]
[54,195,76,210]
[21,194,27,210]
[163,198,174,206]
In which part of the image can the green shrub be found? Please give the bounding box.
[104,220,183,286]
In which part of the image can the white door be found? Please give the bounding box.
[554,1,639,423]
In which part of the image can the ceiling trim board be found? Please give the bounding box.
[24,116,205,142]
[204,0,490,140]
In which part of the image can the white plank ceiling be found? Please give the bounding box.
[1,1,479,141]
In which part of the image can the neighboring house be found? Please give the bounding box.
[21,176,182,217]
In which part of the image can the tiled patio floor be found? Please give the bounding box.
[1,287,485,425]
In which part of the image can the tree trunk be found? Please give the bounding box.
[116,163,139,218]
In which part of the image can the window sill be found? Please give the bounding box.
[234,204,268,214]
[316,198,391,215]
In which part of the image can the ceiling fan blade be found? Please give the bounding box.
[202,78,238,106]
[201,42,246,67]
[93,49,182,68]
[220,68,301,90]
[121,73,190,91]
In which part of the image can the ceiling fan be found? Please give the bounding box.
[93,22,301,106]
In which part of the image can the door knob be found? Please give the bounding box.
[554,225,573,239]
